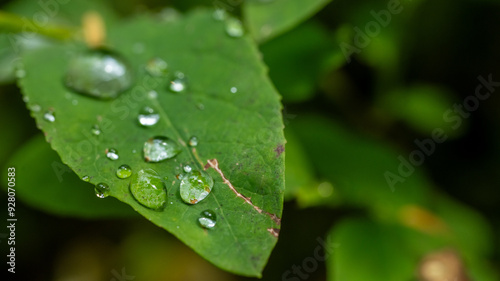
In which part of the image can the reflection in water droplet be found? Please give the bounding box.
[225,18,244,38]
[230,87,238,93]
[43,110,55,122]
[169,72,187,93]
[138,106,160,127]
[130,168,167,210]
[188,136,198,147]
[82,175,90,182]
[180,170,214,204]
[91,124,101,136]
[116,164,132,179]
[146,57,168,77]
[95,182,110,198]
[198,210,217,229]
[183,165,192,173]
[143,136,181,162]
[106,148,119,160]
[65,49,133,99]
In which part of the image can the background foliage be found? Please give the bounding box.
[1,0,500,280]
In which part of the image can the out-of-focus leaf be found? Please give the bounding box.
[2,134,136,218]
[243,0,332,43]
[261,21,345,103]
[19,10,284,277]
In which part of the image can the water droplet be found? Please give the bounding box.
[188,136,198,147]
[198,210,217,229]
[30,104,41,112]
[15,69,26,78]
[116,164,132,179]
[106,148,119,160]
[164,176,169,181]
[132,149,137,154]
[130,169,167,210]
[169,72,187,93]
[145,57,168,77]
[225,18,244,38]
[82,175,90,182]
[158,7,181,22]
[22,96,29,103]
[180,170,214,204]
[148,90,158,99]
[138,106,160,127]
[183,165,192,173]
[196,103,205,110]
[72,99,78,105]
[144,136,181,162]
[91,124,101,136]
[65,49,133,99]
[230,87,238,93]
[95,182,110,198]
[43,110,55,122]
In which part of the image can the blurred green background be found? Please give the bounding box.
[1,0,500,280]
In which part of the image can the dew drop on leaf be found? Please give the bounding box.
[198,209,217,229]
[230,87,238,93]
[180,170,214,204]
[145,57,168,76]
[64,49,133,99]
[130,168,167,210]
[43,110,55,122]
[95,182,110,198]
[106,148,119,160]
[30,104,41,112]
[116,164,133,179]
[183,165,192,173]
[91,124,101,136]
[82,175,90,182]
[138,106,160,127]
[143,136,181,162]
[188,136,198,147]
[225,18,244,38]
[169,72,187,93]
[213,8,226,21]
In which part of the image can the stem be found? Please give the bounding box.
[0,11,75,41]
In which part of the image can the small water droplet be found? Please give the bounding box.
[22,96,29,103]
[158,7,181,22]
[138,106,160,127]
[15,69,26,78]
[188,136,198,147]
[143,136,181,162]
[148,90,158,99]
[43,110,55,122]
[130,169,167,210]
[82,175,90,182]
[164,176,169,181]
[180,170,214,204]
[183,165,192,173]
[65,49,133,99]
[116,164,132,179]
[30,104,41,112]
[169,72,187,93]
[145,57,168,77]
[230,87,238,93]
[72,99,78,105]
[91,124,101,136]
[132,149,137,154]
[95,182,110,198]
[198,210,217,229]
[225,18,244,38]
[213,8,226,21]
[196,103,205,110]
[106,148,119,160]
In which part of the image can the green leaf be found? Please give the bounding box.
[243,0,332,43]
[19,10,284,277]
[2,134,136,218]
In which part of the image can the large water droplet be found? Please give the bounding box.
[198,210,217,229]
[116,164,132,179]
[95,182,110,198]
[225,18,244,38]
[169,72,187,93]
[180,170,214,204]
[130,169,167,210]
[145,57,168,77]
[106,148,119,160]
[65,49,133,99]
[138,106,160,127]
[43,110,55,122]
[143,136,181,162]
[188,136,198,147]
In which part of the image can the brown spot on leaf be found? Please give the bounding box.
[274,144,285,158]
[267,228,280,238]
